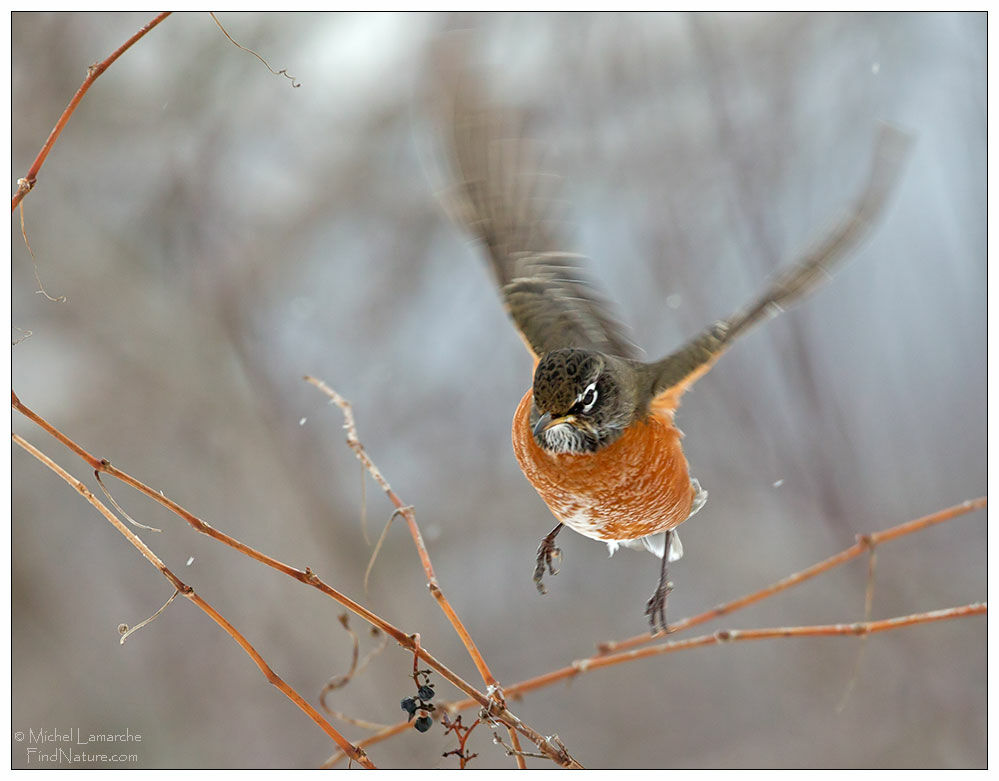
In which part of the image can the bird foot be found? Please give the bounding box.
[533,535,562,595]
[645,579,673,636]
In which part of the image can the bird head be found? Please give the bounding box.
[530,348,635,454]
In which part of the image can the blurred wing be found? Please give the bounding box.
[436,58,637,361]
[646,123,913,412]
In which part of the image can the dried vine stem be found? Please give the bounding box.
[477,497,986,697]
[507,727,528,770]
[441,714,481,769]
[324,498,985,765]
[304,375,500,692]
[306,375,536,767]
[119,589,179,644]
[18,201,66,302]
[12,432,376,769]
[210,12,300,87]
[505,603,987,683]
[10,18,535,764]
[599,497,987,655]
[12,390,423,640]
[320,615,389,718]
[12,12,171,210]
[11,391,579,768]
[320,721,412,769]
[326,601,986,766]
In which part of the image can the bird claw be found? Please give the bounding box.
[533,538,562,595]
[644,579,673,635]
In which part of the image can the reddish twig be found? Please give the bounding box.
[305,378,532,768]
[12,390,421,642]
[304,376,501,693]
[323,498,985,764]
[12,390,580,768]
[12,12,171,211]
[441,714,481,769]
[327,600,986,765]
[506,727,528,770]
[517,603,987,680]
[598,497,988,655]
[12,431,376,769]
[321,721,412,769]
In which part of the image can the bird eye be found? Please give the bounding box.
[580,383,598,413]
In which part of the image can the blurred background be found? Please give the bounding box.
[12,12,985,769]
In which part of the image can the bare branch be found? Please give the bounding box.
[305,375,502,693]
[329,600,985,766]
[322,499,985,764]
[12,431,377,769]
[13,389,581,769]
[11,12,171,210]
[598,497,987,655]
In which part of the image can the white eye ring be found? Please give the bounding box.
[580,382,598,413]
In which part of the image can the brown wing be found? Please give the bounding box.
[437,61,637,361]
[644,123,913,414]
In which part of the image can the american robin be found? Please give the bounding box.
[440,79,910,633]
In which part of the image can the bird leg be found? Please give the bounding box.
[645,529,674,635]
[533,522,563,594]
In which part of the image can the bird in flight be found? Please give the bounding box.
[438,65,910,634]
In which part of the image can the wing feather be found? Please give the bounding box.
[436,55,637,360]
[645,123,913,412]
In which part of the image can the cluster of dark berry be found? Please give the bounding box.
[401,671,436,733]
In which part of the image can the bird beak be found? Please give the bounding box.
[533,412,576,438]
[533,412,554,438]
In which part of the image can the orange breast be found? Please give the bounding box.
[511,388,696,542]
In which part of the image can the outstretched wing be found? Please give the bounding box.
[644,123,913,414]
[437,62,637,361]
